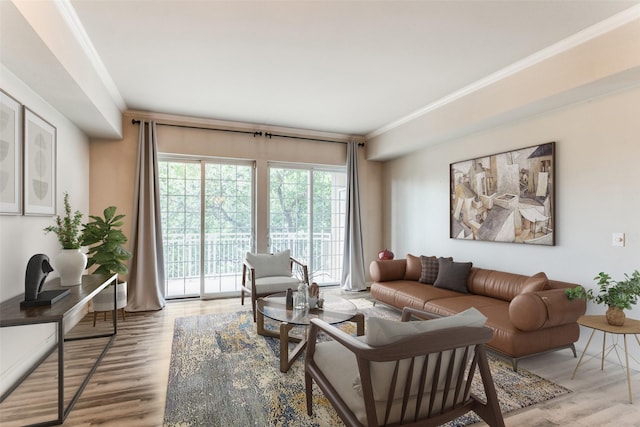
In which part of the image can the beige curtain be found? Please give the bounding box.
[127,120,166,311]
[341,141,366,291]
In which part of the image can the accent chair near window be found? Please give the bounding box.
[241,249,309,321]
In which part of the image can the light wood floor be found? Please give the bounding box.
[2,290,640,426]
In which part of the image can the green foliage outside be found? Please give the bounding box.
[158,161,344,283]
[158,162,338,239]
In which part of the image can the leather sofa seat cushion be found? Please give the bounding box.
[424,295,507,317]
[370,282,460,311]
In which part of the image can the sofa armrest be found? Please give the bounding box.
[369,259,407,282]
[509,288,587,331]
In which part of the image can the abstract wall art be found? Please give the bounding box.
[0,89,22,215]
[23,107,56,216]
[450,142,555,246]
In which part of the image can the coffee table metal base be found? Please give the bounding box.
[257,311,364,372]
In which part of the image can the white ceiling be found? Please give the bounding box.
[1,0,639,143]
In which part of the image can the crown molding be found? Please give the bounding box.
[54,0,126,111]
[367,4,640,140]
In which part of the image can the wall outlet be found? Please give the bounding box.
[612,232,625,247]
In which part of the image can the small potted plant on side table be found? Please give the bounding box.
[82,206,132,326]
[566,270,640,326]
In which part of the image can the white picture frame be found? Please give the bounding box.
[23,107,56,216]
[0,89,22,215]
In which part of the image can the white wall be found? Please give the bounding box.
[0,66,90,395]
[381,85,640,367]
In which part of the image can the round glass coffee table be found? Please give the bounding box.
[256,292,364,372]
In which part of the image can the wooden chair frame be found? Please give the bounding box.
[305,307,505,427]
[241,255,309,321]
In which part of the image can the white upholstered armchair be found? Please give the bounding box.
[305,307,505,427]
[241,249,309,321]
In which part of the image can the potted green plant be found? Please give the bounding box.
[43,192,87,286]
[566,270,640,326]
[82,206,132,319]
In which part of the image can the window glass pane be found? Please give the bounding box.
[203,162,253,294]
[269,165,345,285]
[313,170,346,284]
[159,161,201,297]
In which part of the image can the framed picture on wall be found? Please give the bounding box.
[23,107,56,216]
[450,141,555,246]
[0,89,22,215]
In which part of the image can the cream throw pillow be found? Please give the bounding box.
[365,307,487,346]
[245,249,290,279]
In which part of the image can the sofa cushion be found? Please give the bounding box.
[245,250,290,279]
[510,288,586,331]
[254,275,300,293]
[370,281,460,312]
[467,269,529,302]
[418,256,438,283]
[433,258,472,293]
[520,272,550,294]
[366,307,487,346]
[405,254,422,281]
[370,259,407,282]
[418,255,453,284]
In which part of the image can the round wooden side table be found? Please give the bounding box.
[571,314,640,403]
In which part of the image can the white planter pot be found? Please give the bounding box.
[93,281,127,312]
[54,249,87,286]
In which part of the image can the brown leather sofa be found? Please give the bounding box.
[369,257,586,370]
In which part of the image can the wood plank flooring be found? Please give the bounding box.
[2,290,640,426]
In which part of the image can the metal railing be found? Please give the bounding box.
[163,232,343,294]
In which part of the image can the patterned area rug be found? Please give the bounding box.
[163,299,570,426]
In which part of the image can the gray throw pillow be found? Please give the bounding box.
[419,255,452,284]
[433,258,472,293]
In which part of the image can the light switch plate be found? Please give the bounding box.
[612,232,625,247]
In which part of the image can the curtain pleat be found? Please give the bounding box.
[127,120,166,311]
[341,141,366,291]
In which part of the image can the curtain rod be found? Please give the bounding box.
[131,119,364,146]
[264,132,364,147]
[131,119,262,137]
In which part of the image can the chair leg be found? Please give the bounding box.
[120,308,126,322]
[476,347,506,427]
[93,311,97,327]
[305,372,314,416]
[251,294,257,322]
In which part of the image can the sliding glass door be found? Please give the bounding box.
[269,164,346,285]
[159,158,254,298]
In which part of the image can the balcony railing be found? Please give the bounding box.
[163,232,343,296]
